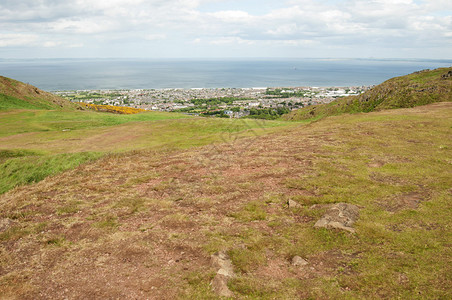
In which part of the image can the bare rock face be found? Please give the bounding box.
[211,251,234,297]
[291,256,308,267]
[314,203,359,233]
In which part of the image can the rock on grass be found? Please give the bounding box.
[314,203,360,233]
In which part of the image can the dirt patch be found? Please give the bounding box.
[368,160,385,168]
[288,250,359,280]
[369,172,407,185]
[379,192,428,212]
[255,257,291,280]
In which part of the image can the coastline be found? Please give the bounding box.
[1,58,450,91]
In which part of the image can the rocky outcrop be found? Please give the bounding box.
[314,203,359,233]
[211,251,235,297]
[442,70,452,79]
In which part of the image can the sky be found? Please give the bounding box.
[0,0,451,59]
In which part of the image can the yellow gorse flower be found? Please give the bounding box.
[78,103,146,114]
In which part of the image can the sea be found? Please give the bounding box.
[0,58,451,91]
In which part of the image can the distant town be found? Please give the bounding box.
[56,86,371,119]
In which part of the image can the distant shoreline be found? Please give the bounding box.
[1,58,450,91]
[51,85,371,92]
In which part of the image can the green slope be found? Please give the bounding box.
[283,67,452,121]
[0,76,77,110]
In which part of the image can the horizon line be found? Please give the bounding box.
[1,57,451,62]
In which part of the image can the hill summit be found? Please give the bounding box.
[283,67,452,121]
[0,76,76,110]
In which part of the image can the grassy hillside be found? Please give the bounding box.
[283,67,452,121]
[0,76,77,110]
[0,108,293,194]
[0,102,451,298]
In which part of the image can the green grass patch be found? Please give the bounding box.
[92,216,119,229]
[43,236,67,247]
[179,271,217,299]
[114,197,145,214]
[56,201,82,215]
[229,247,266,274]
[229,276,279,298]
[0,149,44,163]
[0,152,102,194]
[0,93,55,110]
[0,109,189,137]
[0,226,30,242]
[229,200,267,222]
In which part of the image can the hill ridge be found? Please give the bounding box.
[283,67,452,121]
[0,76,77,110]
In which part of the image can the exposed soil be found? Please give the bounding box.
[379,192,429,212]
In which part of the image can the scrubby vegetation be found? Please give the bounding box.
[248,107,291,119]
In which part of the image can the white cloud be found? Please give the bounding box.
[280,39,317,46]
[145,34,167,40]
[43,41,62,47]
[49,19,116,34]
[0,0,450,58]
[424,0,452,10]
[210,36,255,45]
[68,43,84,48]
[0,33,38,47]
[209,10,253,23]
[266,24,298,36]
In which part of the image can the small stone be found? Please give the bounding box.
[288,199,301,209]
[291,256,308,267]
